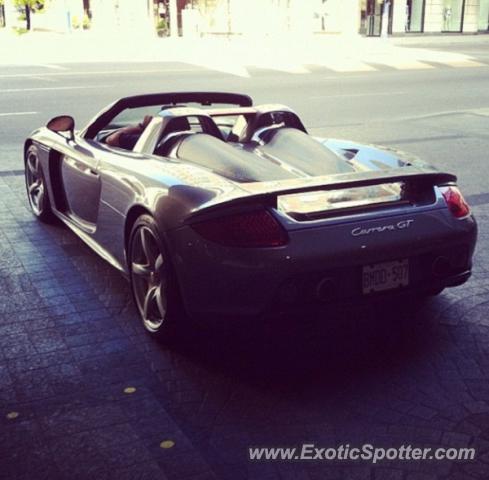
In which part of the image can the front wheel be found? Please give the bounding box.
[128,214,185,341]
[25,144,54,222]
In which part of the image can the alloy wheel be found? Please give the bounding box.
[131,226,167,332]
[26,151,45,215]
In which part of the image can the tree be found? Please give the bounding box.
[14,0,45,31]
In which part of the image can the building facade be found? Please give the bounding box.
[0,0,156,33]
[1,0,488,36]
[186,0,358,36]
[187,0,489,36]
[361,0,489,35]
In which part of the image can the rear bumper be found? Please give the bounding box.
[254,270,473,320]
[437,270,471,288]
[169,209,477,319]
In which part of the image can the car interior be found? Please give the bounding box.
[96,104,309,154]
[153,110,309,158]
[92,104,353,181]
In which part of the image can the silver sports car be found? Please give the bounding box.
[25,92,477,339]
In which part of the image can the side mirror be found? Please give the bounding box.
[47,115,75,141]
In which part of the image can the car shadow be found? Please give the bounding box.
[44,218,449,396]
[164,294,447,394]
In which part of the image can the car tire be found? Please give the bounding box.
[25,144,54,223]
[128,214,186,341]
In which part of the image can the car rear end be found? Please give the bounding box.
[169,169,477,318]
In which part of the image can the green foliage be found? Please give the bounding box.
[13,26,28,34]
[71,14,80,29]
[82,13,91,30]
[14,0,45,10]
[156,17,168,36]
[157,18,168,30]
[13,0,46,30]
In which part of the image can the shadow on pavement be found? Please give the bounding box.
[165,295,446,394]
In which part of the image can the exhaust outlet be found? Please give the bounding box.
[432,256,451,277]
[316,278,336,302]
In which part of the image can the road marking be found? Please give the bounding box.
[391,60,435,70]
[365,56,434,70]
[181,59,250,77]
[311,91,407,99]
[249,60,309,74]
[471,108,489,117]
[0,85,112,93]
[19,63,69,71]
[320,59,377,73]
[392,106,489,123]
[0,67,198,79]
[442,59,486,68]
[29,75,59,83]
[0,58,485,81]
[377,133,466,145]
[309,105,489,131]
[38,64,68,70]
[0,111,38,117]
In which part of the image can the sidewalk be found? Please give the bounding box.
[391,32,489,46]
[0,28,487,71]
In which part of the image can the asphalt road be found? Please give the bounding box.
[1,40,489,197]
[1,39,489,480]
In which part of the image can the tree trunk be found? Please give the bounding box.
[25,5,30,30]
[169,0,178,37]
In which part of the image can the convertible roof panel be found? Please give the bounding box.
[83,92,253,139]
[119,92,253,108]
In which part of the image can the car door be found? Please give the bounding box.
[60,143,102,229]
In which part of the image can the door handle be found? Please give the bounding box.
[64,156,99,177]
[80,166,98,177]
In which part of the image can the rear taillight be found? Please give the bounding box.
[440,186,470,219]
[191,210,288,247]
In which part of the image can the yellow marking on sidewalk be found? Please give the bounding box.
[6,412,19,420]
[124,387,136,394]
[160,440,175,449]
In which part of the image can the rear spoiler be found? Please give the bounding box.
[186,166,456,221]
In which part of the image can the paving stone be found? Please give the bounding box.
[40,403,128,437]
[2,174,489,479]
[373,468,404,480]
[108,462,169,480]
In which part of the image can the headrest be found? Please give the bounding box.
[165,117,191,134]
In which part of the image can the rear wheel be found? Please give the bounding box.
[25,145,54,222]
[128,214,185,340]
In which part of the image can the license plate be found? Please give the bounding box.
[362,259,409,294]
